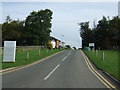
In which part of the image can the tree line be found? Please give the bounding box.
[2,9,53,47]
[78,16,120,50]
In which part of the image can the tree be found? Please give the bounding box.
[65,45,71,49]
[78,16,120,50]
[96,16,110,49]
[78,22,94,48]
[109,16,119,48]
[24,9,53,46]
[2,16,24,46]
[5,16,12,23]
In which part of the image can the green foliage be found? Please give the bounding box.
[47,42,53,49]
[78,22,94,47]
[79,16,120,50]
[2,48,64,69]
[65,45,71,49]
[2,18,24,45]
[2,9,53,46]
[24,9,53,45]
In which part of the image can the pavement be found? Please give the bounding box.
[1,49,119,89]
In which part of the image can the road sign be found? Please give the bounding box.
[3,41,16,62]
[89,43,95,47]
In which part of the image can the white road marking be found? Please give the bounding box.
[62,56,67,61]
[68,53,70,56]
[44,64,60,80]
[1,50,65,75]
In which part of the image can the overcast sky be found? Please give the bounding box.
[2,2,118,48]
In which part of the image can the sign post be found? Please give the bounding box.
[89,43,95,51]
[3,41,16,62]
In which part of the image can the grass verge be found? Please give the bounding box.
[2,48,64,69]
[83,50,119,81]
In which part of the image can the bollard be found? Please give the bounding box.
[46,49,48,53]
[102,51,104,61]
[26,52,29,59]
[38,50,40,56]
[96,50,98,56]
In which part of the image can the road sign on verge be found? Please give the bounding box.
[89,43,95,47]
[3,41,16,62]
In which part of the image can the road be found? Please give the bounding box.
[2,50,117,88]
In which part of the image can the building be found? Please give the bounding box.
[50,36,60,49]
[50,36,65,49]
[59,41,65,48]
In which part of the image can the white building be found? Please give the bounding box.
[51,39,56,48]
[59,41,65,48]
[50,36,60,49]
[50,36,65,49]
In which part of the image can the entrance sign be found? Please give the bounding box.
[3,41,16,62]
[89,43,95,47]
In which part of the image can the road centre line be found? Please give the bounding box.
[80,50,115,89]
[44,64,60,80]
[68,53,70,56]
[62,56,67,61]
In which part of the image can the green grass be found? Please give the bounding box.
[83,50,119,80]
[2,48,64,69]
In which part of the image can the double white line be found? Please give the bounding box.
[80,50,116,89]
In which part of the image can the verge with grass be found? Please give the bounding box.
[2,48,64,69]
[83,50,119,81]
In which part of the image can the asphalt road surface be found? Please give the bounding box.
[2,50,117,88]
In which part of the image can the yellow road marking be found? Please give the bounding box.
[86,55,116,88]
[80,50,116,89]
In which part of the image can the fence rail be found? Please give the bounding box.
[0,46,45,52]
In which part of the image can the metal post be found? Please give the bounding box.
[27,52,29,59]
[102,51,104,61]
[38,50,40,56]
[46,49,48,53]
[96,50,98,56]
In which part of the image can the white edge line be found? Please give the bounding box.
[44,64,60,80]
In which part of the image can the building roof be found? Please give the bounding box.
[50,36,61,42]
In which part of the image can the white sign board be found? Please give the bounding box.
[89,43,95,47]
[3,41,16,62]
